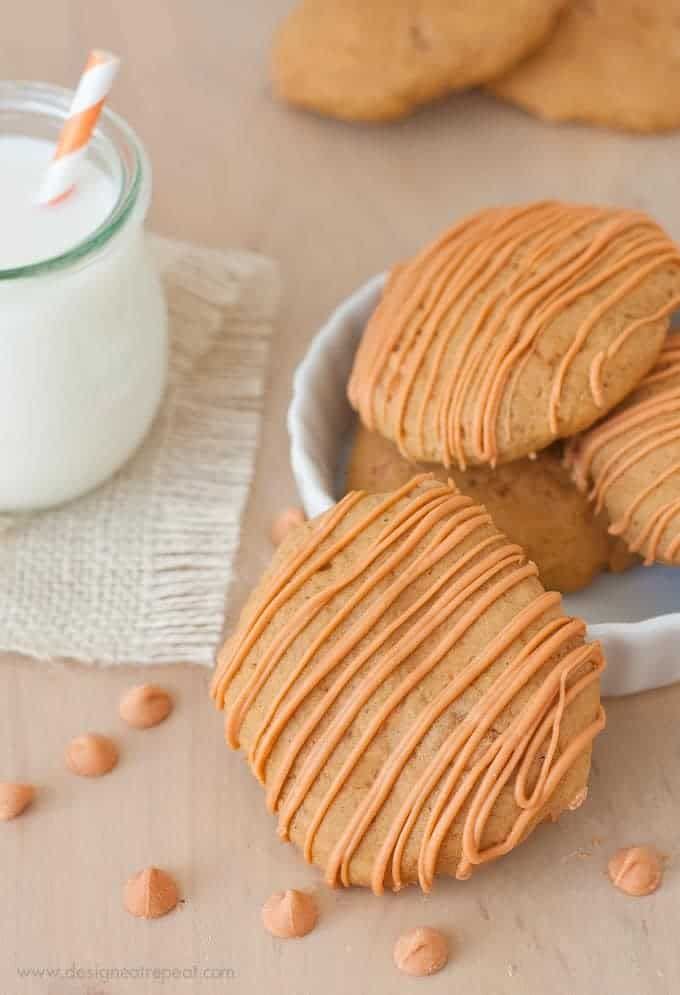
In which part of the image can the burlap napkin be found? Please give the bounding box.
[0,236,279,665]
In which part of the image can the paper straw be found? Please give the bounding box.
[38,49,120,206]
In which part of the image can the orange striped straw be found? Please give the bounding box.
[38,49,120,205]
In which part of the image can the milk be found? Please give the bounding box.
[0,128,167,510]
[0,137,117,269]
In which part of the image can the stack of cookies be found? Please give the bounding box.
[272,0,680,133]
[347,201,680,583]
[212,202,680,894]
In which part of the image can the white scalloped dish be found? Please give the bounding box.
[288,274,680,698]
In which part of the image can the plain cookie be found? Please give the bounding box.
[272,0,566,122]
[348,202,680,467]
[346,423,635,593]
[490,0,680,133]
[567,334,680,566]
[212,478,604,893]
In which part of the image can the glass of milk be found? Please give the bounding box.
[0,80,168,510]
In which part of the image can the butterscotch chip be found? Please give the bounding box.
[261,890,318,938]
[608,846,663,897]
[348,203,680,468]
[212,478,605,893]
[270,507,306,547]
[393,927,448,977]
[566,335,680,566]
[490,1,680,133]
[0,782,35,821]
[346,424,636,593]
[271,0,566,122]
[119,684,173,729]
[65,733,118,777]
[124,867,179,919]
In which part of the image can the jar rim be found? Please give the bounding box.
[0,80,148,281]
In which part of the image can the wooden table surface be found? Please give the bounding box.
[3,4,680,993]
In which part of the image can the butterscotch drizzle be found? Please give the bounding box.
[212,480,604,893]
[348,202,680,468]
[567,334,680,565]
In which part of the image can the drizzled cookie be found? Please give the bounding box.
[212,478,604,892]
[567,334,680,566]
[348,202,680,468]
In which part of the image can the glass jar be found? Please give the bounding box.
[0,81,168,510]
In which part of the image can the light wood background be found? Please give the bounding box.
[3,3,680,993]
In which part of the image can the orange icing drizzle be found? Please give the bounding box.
[212,479,604,893]
[348,203,680,469]
[566,335,680,565]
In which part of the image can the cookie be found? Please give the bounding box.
[566,335,680,565]
[212,477,604,893]
[490,1,680,134]
[348,202,680,468]
[271,0,566,123]
[346,423,635,592]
